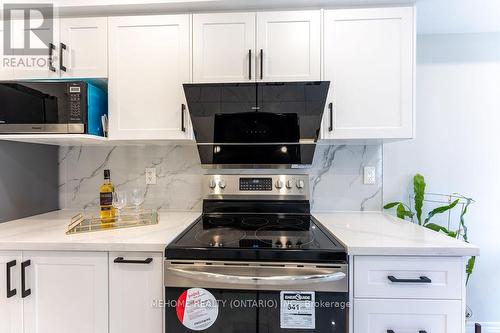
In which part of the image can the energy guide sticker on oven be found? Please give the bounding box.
[176,288,219,331]
[280,291,316,329]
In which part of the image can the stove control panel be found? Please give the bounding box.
[240,177,273,191]
[204,175,310,199]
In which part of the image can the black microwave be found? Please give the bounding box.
[0,81,107,136]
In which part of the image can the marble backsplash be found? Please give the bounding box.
[59,144,383,212]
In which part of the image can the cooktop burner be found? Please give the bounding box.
[195,227,246,247]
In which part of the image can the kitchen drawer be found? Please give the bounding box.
[354,256,464,299]
[354,299,462,333]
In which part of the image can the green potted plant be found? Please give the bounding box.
[384,174,475,284]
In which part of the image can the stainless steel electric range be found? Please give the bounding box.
[164,175,348,333]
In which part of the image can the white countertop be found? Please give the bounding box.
[314,212,479,256]
[0,210,200,252]
[0,210,479,256]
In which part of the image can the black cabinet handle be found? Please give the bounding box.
[21,260,31,298]
[114,257,153,264]
[48,43,56,72]
[260,49,263,80]
[181,104,186,132]
[328,102,333,132]
[387,331,427,333]
[248,49,252,80]
[6,260,16,298]
[59,42,67,72]
[388,276,432,283]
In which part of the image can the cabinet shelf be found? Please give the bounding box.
[0,134,108,146]
[0,134,197,146]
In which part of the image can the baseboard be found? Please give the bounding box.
[466,322,500,333]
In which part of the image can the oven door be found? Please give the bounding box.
[164,260,348,333]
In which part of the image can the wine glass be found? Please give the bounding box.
[130,188,146,213]
[112,191,127,218]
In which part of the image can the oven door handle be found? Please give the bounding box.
[168,267,346,285]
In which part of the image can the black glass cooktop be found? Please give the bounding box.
[166,200,346,263]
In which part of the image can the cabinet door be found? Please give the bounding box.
[23,251,108,333]
[193,13,255,83]
[60,17,108,78]
[13,17,60,79]
[0,20,15,80]
[256,10,320,82]
[0,252,23,333]
[354,299,462,333]
[108,15,191,140]
[322,7,415,140]
[109,252,163,333]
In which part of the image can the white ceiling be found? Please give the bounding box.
[417,0,500,34]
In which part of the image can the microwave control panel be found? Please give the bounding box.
[68,84,83,122]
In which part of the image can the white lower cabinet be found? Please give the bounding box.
[0,252,23,333]
[353,256,466,333]
[23,251,108,333]
[354,299,462,333]
[109,252,163,333]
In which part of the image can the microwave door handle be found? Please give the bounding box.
[168,267,346,285]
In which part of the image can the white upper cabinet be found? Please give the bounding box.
[0,21,15,80]
[0,252,23,333]
[23,251,108,333]
[2,16,107,80]
[108,14,192,140]
[322,7,415,140]
[60,17,108,78]
[193,13,255,83]
[12,17,60,79]
[256,10,321,82]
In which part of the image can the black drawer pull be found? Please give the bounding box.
[114,257,153,264]
[388,276,432,283]
[48,43,56,72]
[181,104,186,132]
[248,49,252,80]
[387,331,427,333]
[328,102,333,132]
[260,49,263,80]
[21,260,31,298]
[6,260,16,298]
[60,42,67,72]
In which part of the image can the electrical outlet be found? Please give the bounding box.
[363,167,376,185]
[145,168,157,185]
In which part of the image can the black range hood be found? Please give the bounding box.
[183,81,329,168]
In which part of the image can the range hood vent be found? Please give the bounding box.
[183,81,329,168]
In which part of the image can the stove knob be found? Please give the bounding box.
[209,179,217,189]
[218,180,226,189]
[296,240,303,247]
[275,180,284,189]
[275,240,282,248]
[296,179,305,189]
[285,240,293,248]
[286,179,294,189]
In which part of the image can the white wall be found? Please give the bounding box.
[383,32,500,323]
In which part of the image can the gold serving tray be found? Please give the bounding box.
[66,208,158,235]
